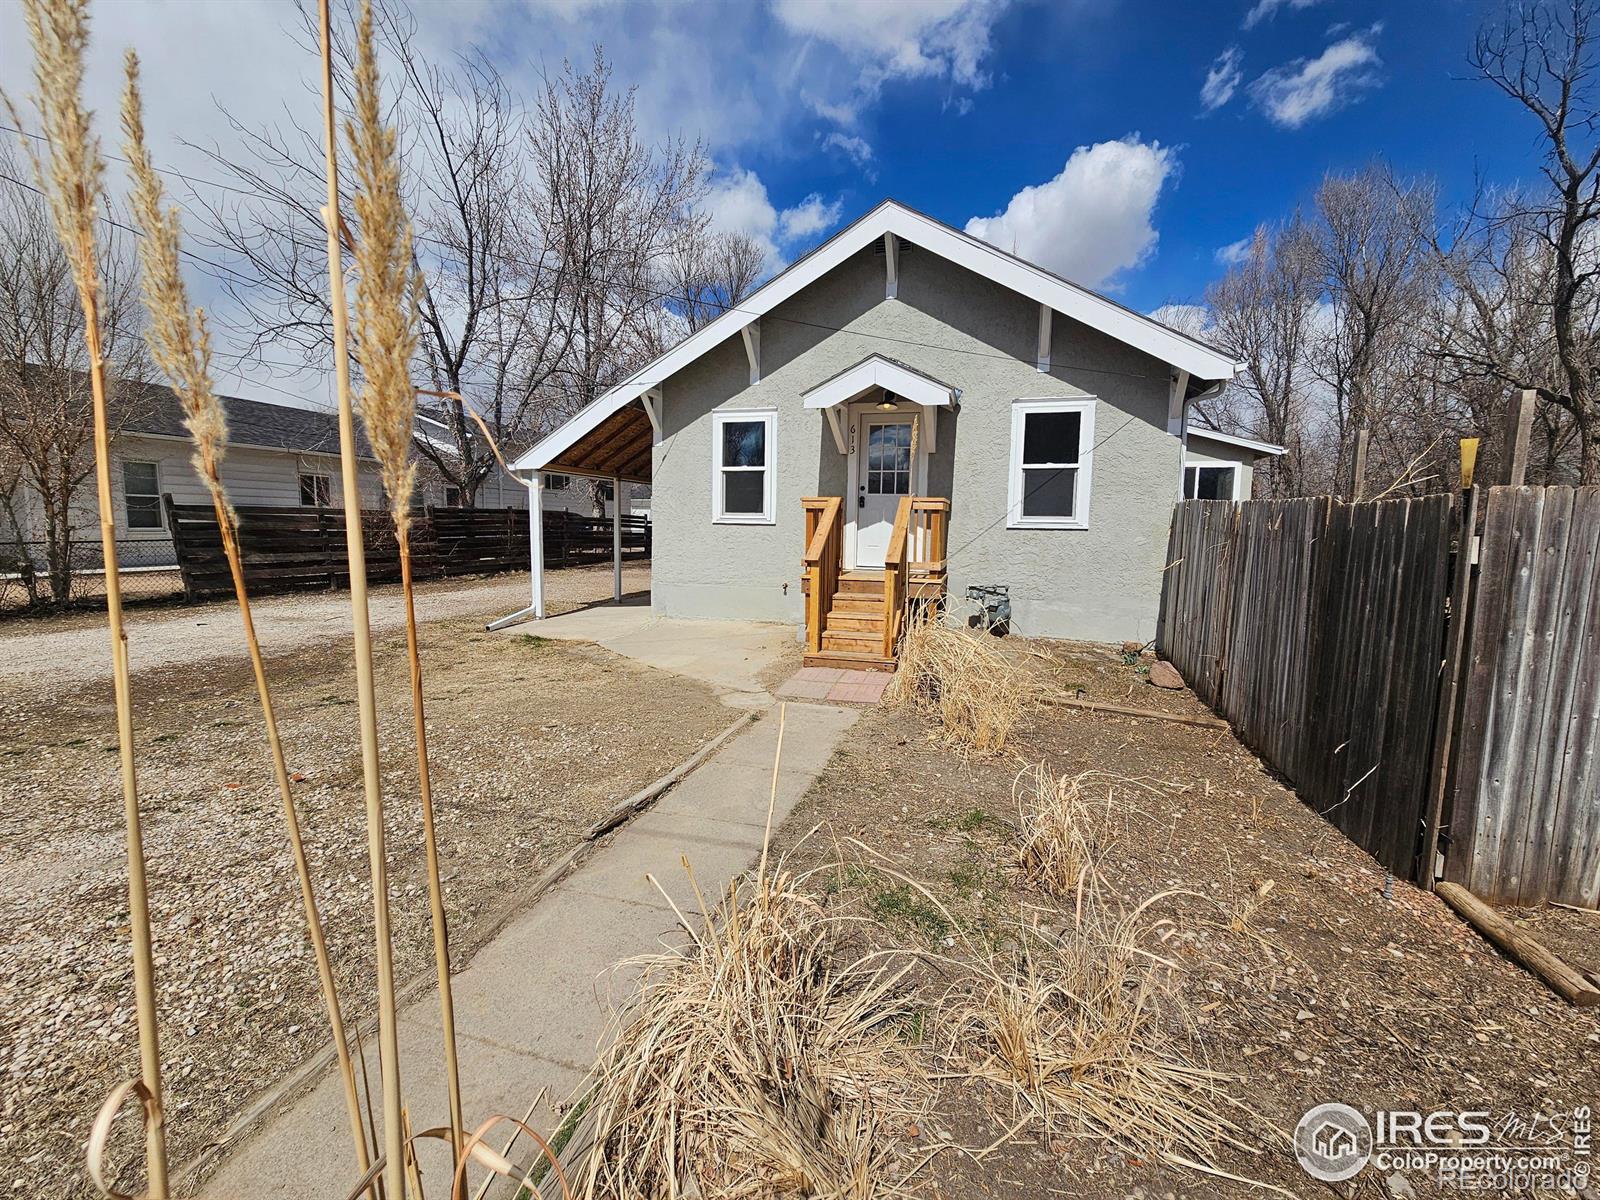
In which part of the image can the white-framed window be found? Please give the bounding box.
[1183,464,1238,501]
[545,473,570,491]
[443,485,462,507]
[122,460,162,530]
[1007,398,1095,529]
[711,409,775,524]
[299,472,333,506]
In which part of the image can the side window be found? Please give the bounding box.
[299,473,333,506]
[1183,465,1236,501]
[712,410,775,524]
[545,473,570,491]
[1007,399,1094,529]
[122,460,162,529]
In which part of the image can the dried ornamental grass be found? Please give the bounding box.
[121,52,374,1183]
[1015,765,1118,899]
[945,900,1258,1180]
[886,612,1032,755]
[344,0,466,1165]
[9,0,170,1192]
[574,859,928,1200]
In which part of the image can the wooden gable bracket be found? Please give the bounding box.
[640,387,663,444]
[884,232,899,300]
[1167,370,1190,436]
[1036,304,1053,373]
[825,407,847,455]
[740,321,761,386]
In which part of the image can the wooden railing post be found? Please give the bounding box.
[801,497,842,655]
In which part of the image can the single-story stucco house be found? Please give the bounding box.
[509,200,1273,667]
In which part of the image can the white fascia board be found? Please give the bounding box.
[511,199,1240,470]
[801,354,954,409]
[1185,427,1287,457]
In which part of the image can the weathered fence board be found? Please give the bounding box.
[1159,495,1453,879]
[1448,486,1600,906]
[167,499,650,601]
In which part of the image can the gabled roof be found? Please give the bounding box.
[1186,426,1286,458]
[511,199,1242,472]
[801,354,956,409]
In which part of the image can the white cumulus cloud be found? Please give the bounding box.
[1215,236,1255,266]
[1250,28,1383,128]
[1201,46,1244,111]
[702,169,843,271]
[822,131,875,168]
[1241,0,1326,30]
[964,137,1178,289]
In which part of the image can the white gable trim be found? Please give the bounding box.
[1186,427,1286,458]
[512,199,1241,472]
[801,354,955,410]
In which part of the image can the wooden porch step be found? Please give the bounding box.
[823,628,887,654]
[803,648,896,673]
[837,575,886,597]
[830,594,882,614]
[825,610,884,633]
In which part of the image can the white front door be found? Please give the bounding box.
[851,411,915,568]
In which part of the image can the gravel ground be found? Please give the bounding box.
[0,563,649,694]
[0,567,731,1198]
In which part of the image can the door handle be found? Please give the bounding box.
[858,495,866,508]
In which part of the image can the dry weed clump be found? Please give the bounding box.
[886,611,1033,755]
[945,900,1255,1178]
[574,862,928,1200]
[1015,765,1122,898]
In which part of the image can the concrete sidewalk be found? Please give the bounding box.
[501,606,797,707]
[195,700,857,1198]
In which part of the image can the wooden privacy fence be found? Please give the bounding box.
[165,498,649,600]
[1160,495,1455,881]
[1160,486,1600,907]
[1448,487,1600,905]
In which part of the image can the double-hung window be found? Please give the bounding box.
[1183,464,1237,501]
[122,460,162,530]
[711,409,775,524]
[299,472,333,506]
[1007,398,1094,529]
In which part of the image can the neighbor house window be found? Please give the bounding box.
[443,486,462,507]
[1007,398,1095,529]
[1184,464,1237,501]
[545,473,570,491]
[299,472,332,506]
[122,460,162,529]
[711,409,775,523]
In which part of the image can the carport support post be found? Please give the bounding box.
[528,471,545,619]
[612,475,623,603]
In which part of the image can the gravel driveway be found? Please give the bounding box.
[0,563,649,694]
[0,561,738,1198]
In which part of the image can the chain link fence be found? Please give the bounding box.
[1,538,184,612]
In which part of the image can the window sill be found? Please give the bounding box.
[1006,518,1088,531]
[713,515,776,526]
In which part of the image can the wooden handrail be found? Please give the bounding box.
[882,497,914,658]
[801,497,843,654]
[908,496,949,573]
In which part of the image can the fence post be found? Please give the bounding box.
[1499,389,1536,487]
[163,493,196,603]
[1421,483,1480,889]
[1349,427,1370,501]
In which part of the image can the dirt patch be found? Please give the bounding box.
[0,562,649,692]
[774,640,1600,1198]
[0,611,728,1198]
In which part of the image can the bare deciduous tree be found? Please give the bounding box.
[666,229,766,334]
[0,150,147,604]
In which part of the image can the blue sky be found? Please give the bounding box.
[0,0,1551,398]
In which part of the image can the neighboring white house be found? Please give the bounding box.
[509,199,1277,665]
[3,376,649,571]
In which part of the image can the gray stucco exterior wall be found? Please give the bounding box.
[648,243,1184,644]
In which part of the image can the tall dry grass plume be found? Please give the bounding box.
[1015,765,1121,900]
[120,53,375,1184]
[343,0,467,1168]
[887,610,1032,755]
[9,0,171,1192]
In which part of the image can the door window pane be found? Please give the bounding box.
[866,422,911,495]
